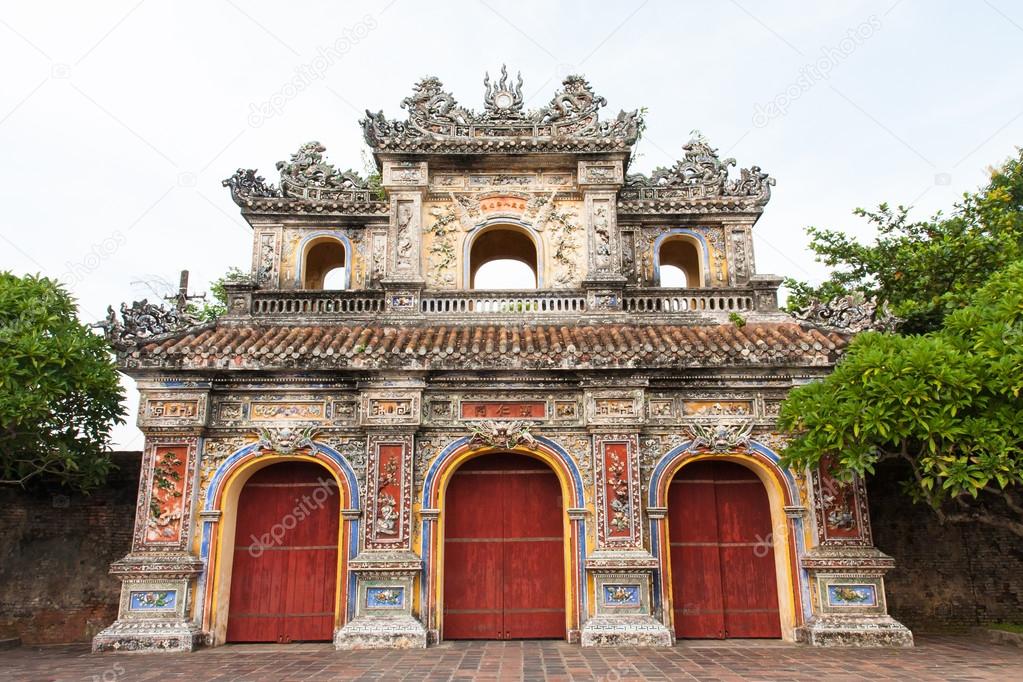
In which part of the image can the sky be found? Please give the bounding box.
[2,0,1022,451]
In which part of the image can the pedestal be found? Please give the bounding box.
[92,553,204,652]
[333,551,427,649]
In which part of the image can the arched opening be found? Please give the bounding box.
[658,237,701,288]
[468,226,538,289]
[667,459,781,639]
[442,452,566,640]
[302,237,347,290]
[226,461,340,643]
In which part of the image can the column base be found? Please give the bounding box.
[334,615,427,650]
[92,620,203,653]
[796,615,914,648]
[580,615,674,647]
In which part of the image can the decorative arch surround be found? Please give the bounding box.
[420,435,586,641]
[652,229,711,288]
[646,440,809,641]
[294,231,353,290]
[197,440,361,645]
[462,218,545,289]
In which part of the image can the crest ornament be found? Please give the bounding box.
[361,72,642,152]
[622,136,774,209]
[224,142,375,204]
[467,420,538,449]
[791,295,901,333]
[94,300,199,352]
[483,65,524,117]
[687,419,754,453]
[255,426,317,456]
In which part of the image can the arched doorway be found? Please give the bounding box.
[467,225,539,289]
[226,461,340,642]
[442,452,566,639]
[668,460,781,639]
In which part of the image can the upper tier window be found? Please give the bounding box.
[302,237,346,290]
[658,237,701,288]
[468,226,538,290]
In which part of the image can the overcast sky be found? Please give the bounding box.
[2,0,1022,450]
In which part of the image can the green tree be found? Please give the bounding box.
[188,267,249,322]
[779,262,1023,537]
[0,273,126,490]
[785,150,1023,333]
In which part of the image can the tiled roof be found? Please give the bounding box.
[123,322,847,372]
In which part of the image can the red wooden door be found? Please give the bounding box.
[443,454,566,640]
[668,460,781,639]
[227,462,339,642]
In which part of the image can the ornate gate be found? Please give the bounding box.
[668,460,781,639]
[227,462,340,642]
[443,453,566,639]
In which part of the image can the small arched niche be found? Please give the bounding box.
[657,236,702,288]
[468,225,538,290]
[302,236,347,290]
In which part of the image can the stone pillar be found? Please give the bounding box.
[380,159,428,315]
[93,436,205,651]
[336,377,427,648]
[578,158,627,311]
[93,388,211,652]
[796,458,913,647]
[580,382,673,646]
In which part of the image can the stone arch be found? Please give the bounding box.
[646,440,806,641]
[462,219,545,289]
[420,435,585,640]
[652,229,711,288]
[198,440,360,645]
[295,231,352,290]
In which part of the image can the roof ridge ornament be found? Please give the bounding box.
[361,70,643,153]
[791,295,901,333]
[621,134,775,209]
[483,64,524,118]
[223,141,376,204]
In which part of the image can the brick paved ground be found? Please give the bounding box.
[1,636,1020,682]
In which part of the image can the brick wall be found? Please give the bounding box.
[869,460,1023,631]
[0,452,141,644]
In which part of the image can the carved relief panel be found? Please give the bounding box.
[388,193,423,281]
[586,389,643,425]
[138,392,208,430]
[584,193,621,278]
[364,434,414,550]
[133,437,198,552]
[361,391,421,427]
[252,228,281,288]
[811,455,873,547]
[593,434,643,549]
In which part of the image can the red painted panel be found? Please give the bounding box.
[443,454,566,640]
[227,462,339,643]
[668,461,781,639]
[461,401,547,419]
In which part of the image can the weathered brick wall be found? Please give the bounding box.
[869,460,1023,631]
[0,452,141,644]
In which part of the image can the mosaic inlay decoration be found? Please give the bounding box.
[827,584,877,607]
[602,584,641,607]
[366,587,405,609]
[128,590,177,611]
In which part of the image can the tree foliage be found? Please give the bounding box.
[188,267,249,322]
[785,150,1023,333]
[780,262,1023,537]
[0,273,125,490]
